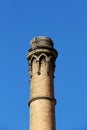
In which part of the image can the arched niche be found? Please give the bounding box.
[38,53,47,75]
[29,56,38,76]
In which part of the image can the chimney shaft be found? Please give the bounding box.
[27,36,58,130]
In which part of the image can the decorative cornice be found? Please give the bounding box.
[27,53,56,78]
[27,47,58,60]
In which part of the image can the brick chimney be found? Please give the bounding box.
[27,36,58,130]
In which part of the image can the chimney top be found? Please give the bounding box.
[30,36,54,49]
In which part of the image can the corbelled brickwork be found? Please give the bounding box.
[27,36,58,130]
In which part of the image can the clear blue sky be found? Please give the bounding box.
[0,0,87,130]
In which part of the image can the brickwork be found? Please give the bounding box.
[27,36,58,130]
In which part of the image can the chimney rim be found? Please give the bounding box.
[30,36,54,49]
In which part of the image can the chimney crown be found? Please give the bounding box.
[30,36,54,49]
